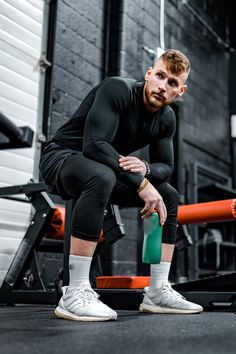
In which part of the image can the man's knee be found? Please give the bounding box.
[87,166,116,193]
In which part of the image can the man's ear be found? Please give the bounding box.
[145,67,153,81]
[177,85,187,97]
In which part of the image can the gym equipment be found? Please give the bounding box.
[39,199,236,239]
[96,276,150,310]
[0,113,62,303]
[96,276,150,289]
[45,206,65,240]
[0,112,34,149]
[94,273,236,310]
[187,162,236,280]
[0,181,60,304]
[172,272,236,308]
[0,180,126,304]
[177,199,236,224]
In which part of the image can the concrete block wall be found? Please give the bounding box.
[166,0,230,195]
[49,0,105,139]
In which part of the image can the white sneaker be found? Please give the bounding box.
[139,283,203,314]
[55,282,117,321]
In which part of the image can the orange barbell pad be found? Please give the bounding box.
[98,228,105,243]
[96,276,150,289]
[45,206,65,240]
[45,206,104,241]
[177,199,236,224]
[46,199,236,239]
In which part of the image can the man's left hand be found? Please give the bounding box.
[119,156,146,175]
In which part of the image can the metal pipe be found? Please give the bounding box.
[160,0,165,50]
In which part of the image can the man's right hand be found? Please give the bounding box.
[138,181,167,224]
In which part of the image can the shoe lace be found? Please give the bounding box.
[74,284,100,306]
[161,283,186,301]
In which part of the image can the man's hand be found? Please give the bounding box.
[119,156,147,176]
[119,155,166,224]
[138,181,167,224]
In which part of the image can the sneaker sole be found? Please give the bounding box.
[139,303,203,314]
[55,306,117,322]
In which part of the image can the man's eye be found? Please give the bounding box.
[156,73,164,79]
[169,80,177,87]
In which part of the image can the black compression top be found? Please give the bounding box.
[51,77,176,188]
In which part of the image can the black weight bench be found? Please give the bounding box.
[0,181,126,305]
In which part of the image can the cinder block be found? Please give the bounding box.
[110,261,137,276]
[54,44,102,85]
[64,0,104,28]
[58,1,104,49]
[56,23,103,68]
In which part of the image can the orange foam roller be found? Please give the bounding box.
[45,200,236,240]
[177,199,236,224]
[45,206,104,241]
[45,206,65,240]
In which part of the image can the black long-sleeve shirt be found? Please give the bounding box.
[51,77,176,188]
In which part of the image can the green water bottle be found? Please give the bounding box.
[142,212,163,264]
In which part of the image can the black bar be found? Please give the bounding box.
[96,288,144,310]
[0,126,34,149]
[0,112,34,149]
[37,239,64,253]
[0,290,58,305]
[173,272,236,292]
[177,291,236,309]
[0,111,23,141]
[0,182,47,197]
[62,199,76,285]
[96,288,236,310]
[5,206,54,287]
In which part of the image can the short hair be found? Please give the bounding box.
[158,49,190,76]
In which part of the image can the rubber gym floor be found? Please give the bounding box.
[0,306,235,354]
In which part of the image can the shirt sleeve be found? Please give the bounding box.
[148,107,176,183]
[82,77,144,187]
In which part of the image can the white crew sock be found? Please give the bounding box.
[149,262,171,290]
[69,254,93,288]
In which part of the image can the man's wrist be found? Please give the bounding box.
[137,177,149,193]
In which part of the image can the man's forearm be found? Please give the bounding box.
[83,139,144,187]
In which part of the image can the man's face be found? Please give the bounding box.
[143,58,188,112]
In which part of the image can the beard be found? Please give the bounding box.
[145,89,168,110]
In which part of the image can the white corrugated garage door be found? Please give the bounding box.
[0,0,47,286]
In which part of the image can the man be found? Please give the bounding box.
[39,49,203,321]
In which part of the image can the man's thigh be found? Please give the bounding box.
[58,152,115,198]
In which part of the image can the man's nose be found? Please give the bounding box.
[158,79,166,92]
